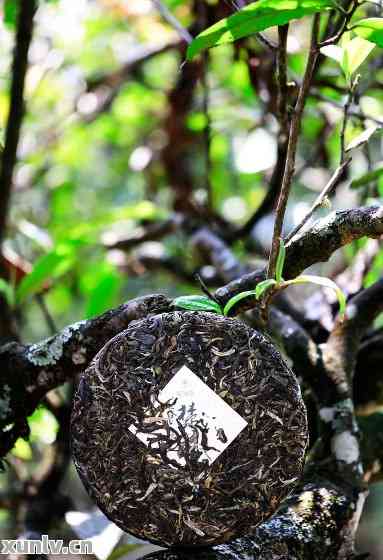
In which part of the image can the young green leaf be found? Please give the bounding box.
[341,37,375,80]
[345,124,380,152]
[320,44,343,63]
[255,279,278,299]
[321,37,375,81]
[173,295,223,314]
[353,18,383,48]
[275,239,286,283]
[223,290,256,316]
[187,0,335,60]
[351,166,383,189]
[285,275,346,316]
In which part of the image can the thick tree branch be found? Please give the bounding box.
[215,206,383,309]
[324,277,383,383]
[306,281,383,494]
[0,294,171,457]
[191,228,250,282]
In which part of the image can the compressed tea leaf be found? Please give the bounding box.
[71,311,308,547]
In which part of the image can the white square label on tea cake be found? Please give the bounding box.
[129,365,248,467]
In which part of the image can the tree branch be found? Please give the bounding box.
[151,0,193,44]
[324,277,383,383]
[267,15,320,279]
[104,215,184,251]
[191,228,250,282]
[235,27,290,238]
[284,157,352,244]
[0,0,37,246]
[0,294,171,458]
[215,205,383,310]
[82,40,180,121]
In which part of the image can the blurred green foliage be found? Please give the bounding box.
[0,0,380,343]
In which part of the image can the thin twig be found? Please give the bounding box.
[201,52,213,210]
[151,0,193,44]
[311,90,383,125]
[267,15,320,279]
[277,25,289,135]
[0,0,37,246]
[319,0,359,47]
[340,89,354,163]
[35,294,58,335]
[194,273,220,305]
[284,157,352,243]
[234,25,289,239]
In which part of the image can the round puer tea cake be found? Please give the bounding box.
[71,311,308,547]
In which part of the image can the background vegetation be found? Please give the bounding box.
[0,0,383,558]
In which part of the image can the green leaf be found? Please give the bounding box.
[16,243,76,303]
[320,44,343,63]
[255,279,278,299]
[187,0,335,60]
[3,0,19,29]
[0,279,15,307]
[275,240,286,283]
[223,290,256,316]
[346,124,380,152]
[173,295,223,314]
[285,275,346,315]
[341,37,375,79]
[353,18,383,48]
[80,262,122,319]
[321,36,375,80]
[351,166,383,189]
[12,438,32,461]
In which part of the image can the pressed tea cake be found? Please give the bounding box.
[71,311,308,547]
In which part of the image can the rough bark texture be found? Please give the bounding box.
[0,294,172,457]
[140,480,363,560]
[214,206,383,311]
